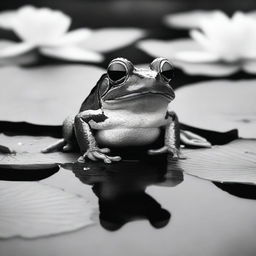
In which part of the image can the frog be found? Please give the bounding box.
[43,57,211,163]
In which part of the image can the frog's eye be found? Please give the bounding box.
[107,61,128,84]
[160,61,174,82]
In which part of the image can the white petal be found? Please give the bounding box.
[14,5,71,44]
[0,40,34,58]
[79,28,145,52]
[0,40,38,65]
[0,10,17,29]
[0,181,95,238]
[242,60,256,74]
[247,10,256,19]
[137,39,204,60]
[175,50,219,63]
[189,30,215,53]
[138,39,239,76]
[49,28,92,46]
[191,11,256,62]
[232,13,256,59]
[40,46,103,62]
[163,10,222,29]
[172,80,256,138]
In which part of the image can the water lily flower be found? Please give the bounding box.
[0,6,145,65]
[164,9,256,29]
[0,5,103,63]
[138,11,256,76]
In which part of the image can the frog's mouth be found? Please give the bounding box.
[103,91,174,103]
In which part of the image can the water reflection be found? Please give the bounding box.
[73,155,183,231]
[213,182,256,200]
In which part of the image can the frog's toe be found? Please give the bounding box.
[63,144,74,152]
[81,149,121,163]
[168,147,180,159]
[107,155,122,162]
[77,152,96,163]
[77,155,86,163]
[86,151,98,161]
[42,139,66,153]
[91,151,111,163]
[98,148,111,154]
[148,146,184,159]
[148,146,168,155]
[92,151,121,163]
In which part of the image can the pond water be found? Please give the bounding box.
[1,155,256,256]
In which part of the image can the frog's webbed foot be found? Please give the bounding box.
[78,147,121,164]
[180,130,211,148]
[0,145,15,154]
[148,146,185,159]
[42,139,67,153]
[62,144,75,152]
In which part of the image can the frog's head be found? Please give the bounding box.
[99,57,175,110]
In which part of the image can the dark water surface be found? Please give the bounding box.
[1,156,256,256]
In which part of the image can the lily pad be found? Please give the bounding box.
[0,180,95,238]
[0,65,104,125]
[171,80,256,138]
[0,134,78,169]
[174,139,256,184]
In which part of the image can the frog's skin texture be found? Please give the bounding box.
[43,57,211,163]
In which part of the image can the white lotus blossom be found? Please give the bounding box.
[0,6,103,63]
[181,12,256,63]
[139,11,256,76]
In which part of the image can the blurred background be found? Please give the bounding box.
[1,0,256,28]
[1,0,256,82]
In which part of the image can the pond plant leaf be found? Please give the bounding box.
[174,139,256,184]
[0,134,78,169]
[0,181,95,238]
[0,65,104,125]
[171,80,256,138]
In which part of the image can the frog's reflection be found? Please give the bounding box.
[73,155,183,231]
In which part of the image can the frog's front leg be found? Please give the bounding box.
[74,110,121,163]
[148,111,181,159]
